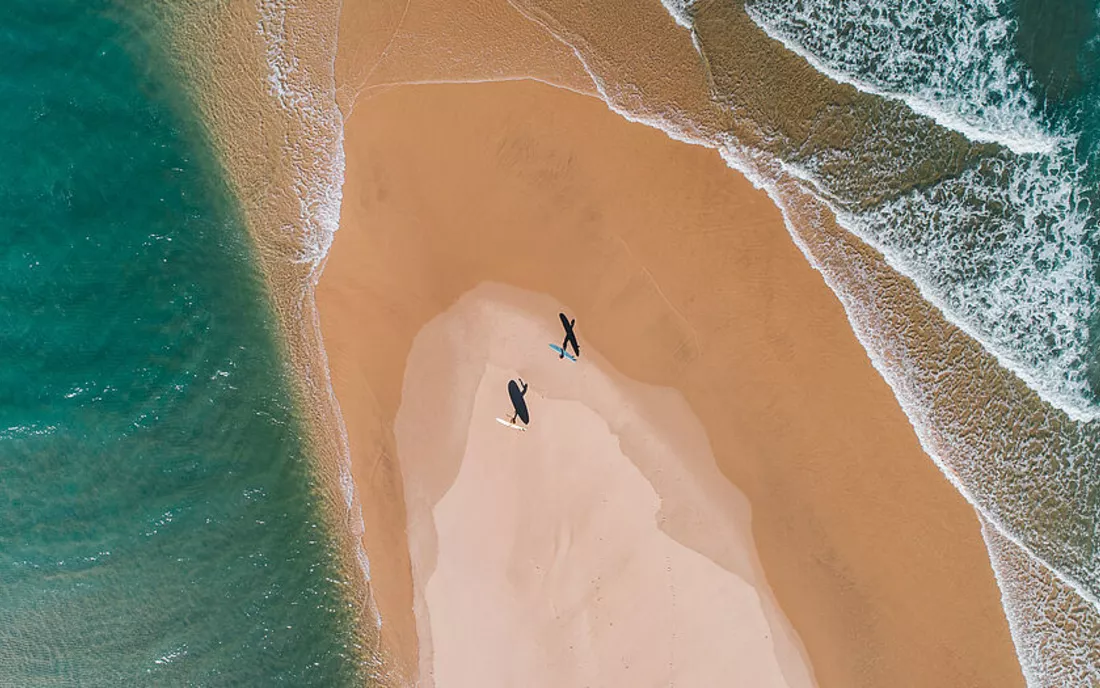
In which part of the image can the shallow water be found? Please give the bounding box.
[743,0,1100,421]
[0,2,363,684]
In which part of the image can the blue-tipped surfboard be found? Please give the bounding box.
[549,343,577,361]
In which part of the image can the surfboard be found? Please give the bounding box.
[549,343,577,361]
[495,417,526,431]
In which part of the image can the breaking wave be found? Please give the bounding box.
[744,0,1068,155]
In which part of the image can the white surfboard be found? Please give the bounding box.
[495,417,526,432]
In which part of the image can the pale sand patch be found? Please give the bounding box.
[394,284,816,688]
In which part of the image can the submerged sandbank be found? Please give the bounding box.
[316,78,1023,686]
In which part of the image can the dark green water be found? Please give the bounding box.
[0,2,363,685]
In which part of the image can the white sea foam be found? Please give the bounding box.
[153,646,189,667]
[694,0,1100,422]
[780,149,1100,422]
[703,64,1100,688]
[559,7,1100,423]
[734,0,1100,422]
[0,423,58,440]
[743,0,1070,156]
[257,0,346,266]
[782,178,1099,683]
[517,0,1100,423]
[575,80,1100,679]
[659,0,695,30]
[983,517,1100,686]
[256,0,375,619]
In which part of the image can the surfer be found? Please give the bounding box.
[508,378,530,425]
[558,313,580,359]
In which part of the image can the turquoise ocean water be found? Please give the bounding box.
[0,2,363,685]
[5,0,1100,684]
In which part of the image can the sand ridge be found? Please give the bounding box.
[316,77,1024,686]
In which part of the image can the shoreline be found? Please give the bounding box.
[159,0,393,678]
[316,77,1025,686]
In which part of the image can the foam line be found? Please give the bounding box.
[257,0,381,636]
[774,155,1099,424]
[742,0,1071,156]
[983,516,1100,685]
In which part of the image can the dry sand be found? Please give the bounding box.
[396,285,816,687]
[315,79,1025,687]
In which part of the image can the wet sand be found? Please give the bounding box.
[316,78,1024,687]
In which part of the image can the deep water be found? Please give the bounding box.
[0,2,363,685]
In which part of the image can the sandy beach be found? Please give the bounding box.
[394,284,816,686]
[315,75,1025,687]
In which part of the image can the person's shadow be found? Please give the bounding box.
[507,378,529,425]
